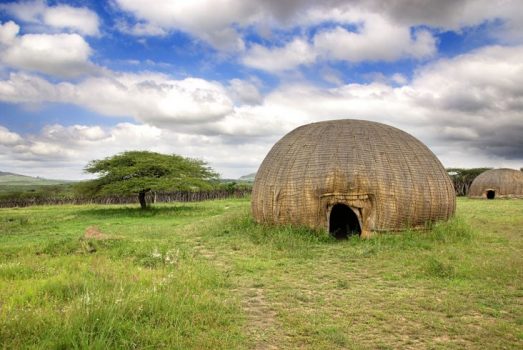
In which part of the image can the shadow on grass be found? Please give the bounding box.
[76,205,202,219]
[340,216,474,253]
[218,212,474,255]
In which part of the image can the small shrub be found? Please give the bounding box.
[336,279,349,289]
[425,257,456,279]
[429,216,474,243]
[0,262,35,280]
[39,238,81,256]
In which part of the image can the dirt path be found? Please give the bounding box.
[239,286,280,350]
[185,219,284,349]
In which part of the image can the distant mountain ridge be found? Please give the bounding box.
[0,171,71,186]
[239,173,256,181]
[0,171,24,177]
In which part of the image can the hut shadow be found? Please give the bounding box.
[76,205,200,219]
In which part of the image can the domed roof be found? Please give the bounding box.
[469,168,523,198]
[252,119,455,236]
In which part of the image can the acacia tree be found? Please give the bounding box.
[447,167,491,196]
[79,151,218,209]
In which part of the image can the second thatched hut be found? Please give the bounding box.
[469,168,523,199]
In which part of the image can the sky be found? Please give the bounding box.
[0,0,522,180]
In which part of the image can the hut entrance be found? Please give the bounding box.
[329,204,361,239]
[486,190,495,199]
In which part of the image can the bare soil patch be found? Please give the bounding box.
[84,225,108,240]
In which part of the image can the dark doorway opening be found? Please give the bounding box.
[486,190,495,199]
[329,204,361,239]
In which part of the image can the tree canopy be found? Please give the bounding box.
[78,151,218,208]
[447,167,491,196]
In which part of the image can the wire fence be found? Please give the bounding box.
[0,189,251,208]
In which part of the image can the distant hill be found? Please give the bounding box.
[0,171,72,187]
[239,173,256,181]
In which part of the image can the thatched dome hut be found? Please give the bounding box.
[469,168,523,199]
[252,119,455,238]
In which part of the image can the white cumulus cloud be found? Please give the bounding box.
[314,20,435,63]
[42,4,100,36]
[0,71,234,125]
[0,27,94,77]
[74,74,234,124]
[0,125,22,145]
[114,0,253,50]
[227,79,263,105]
[0,21,19,44]
[242,13,436,72]
[0,0,100,36]
[243,38,318,72]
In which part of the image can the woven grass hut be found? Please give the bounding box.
[252,119,455,238]
[469,168,523,199]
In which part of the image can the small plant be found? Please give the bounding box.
[429,216,474,243]
[425,257,455,279]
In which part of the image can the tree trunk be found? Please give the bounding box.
[138,191,147,209]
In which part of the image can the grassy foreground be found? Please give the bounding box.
[0,198,521,349]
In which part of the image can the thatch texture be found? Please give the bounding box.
[252,119,455,237]
[469,168,523,199]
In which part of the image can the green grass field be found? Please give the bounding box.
[1,198,521,349]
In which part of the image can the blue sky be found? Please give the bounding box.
[0,0,522,179]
